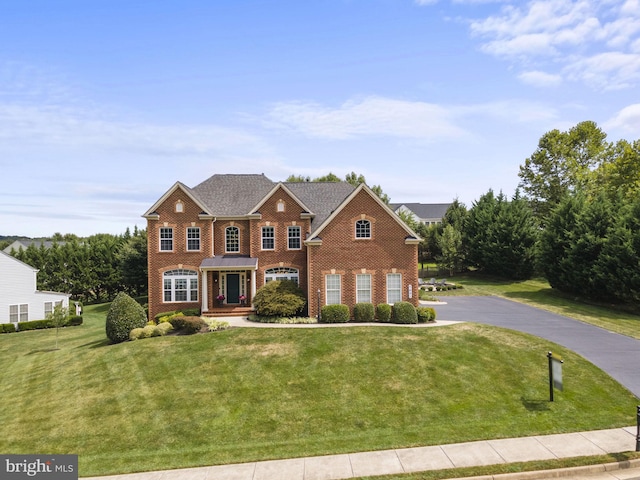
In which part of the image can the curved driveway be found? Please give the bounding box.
[434,296,640,399]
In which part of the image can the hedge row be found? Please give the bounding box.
[320,302,436,324]
[0,316,84,334]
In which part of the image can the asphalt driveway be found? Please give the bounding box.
[433,296,640,399]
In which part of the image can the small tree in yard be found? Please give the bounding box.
[253,280,307,318]
[106,292,147,344]
[47,304,68,350]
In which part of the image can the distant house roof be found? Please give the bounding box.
[390,203,452,221]
[2,240,65,254]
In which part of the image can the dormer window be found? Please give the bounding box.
[355,219,371,239]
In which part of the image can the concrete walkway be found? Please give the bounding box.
[83,426,639,480]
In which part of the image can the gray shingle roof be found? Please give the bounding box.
[284,181,355,229]
[390,203,451,220]
[190,174,356,228]
[192,174,275,216]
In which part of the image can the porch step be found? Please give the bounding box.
[203,306,254,318]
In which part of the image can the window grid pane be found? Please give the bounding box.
[9,305,18,322]
[387,274,402,303]
[262,226,274,250]
[356,274,372,304]
[160,227,173,251]
[163,270,198,303]
[226,227,239,252]
[326,274,341,305]
[355,220,371,238]
[288,226,301,249]
[187,227,200,251]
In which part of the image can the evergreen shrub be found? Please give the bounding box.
[253,280,306,317]
[417,306,436,323]
[0,323,16,333]
[320,304,350,323]
[170,316,206,334]
[106,292,148,344]
[353,303,375,322]
[392,302,418,324]
[376,303,392,322]
[18,319,52,331]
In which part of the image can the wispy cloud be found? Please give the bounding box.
[0,103,274,161]
[419,0,640,90]
[518,70,563,87]
[604,103,640,133]
[265,95,558,140]
[265,96,467,141]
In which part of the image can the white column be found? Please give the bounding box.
[201,270,209,312]
[251,269,257,306]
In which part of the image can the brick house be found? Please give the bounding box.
[143,174,420,320]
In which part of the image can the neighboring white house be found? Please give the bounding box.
[0,251,70,324]
[390,203,452,226]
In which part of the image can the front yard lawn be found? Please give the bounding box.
[0,302,637,477]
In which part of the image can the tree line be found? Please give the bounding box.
[417,121,639,306]
[7,228,147,304]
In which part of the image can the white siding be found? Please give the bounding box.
[0,252,69,324]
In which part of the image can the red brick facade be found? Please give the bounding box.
[145,178,419,320]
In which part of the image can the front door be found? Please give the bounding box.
[226,273,240,304]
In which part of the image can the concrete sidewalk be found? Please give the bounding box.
[83,426,639,480]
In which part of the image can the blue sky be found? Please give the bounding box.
[1,0,639,237]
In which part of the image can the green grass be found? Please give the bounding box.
[0,303,637,477]
[434,274,640,339]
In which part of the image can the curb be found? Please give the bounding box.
[452,458,640,480]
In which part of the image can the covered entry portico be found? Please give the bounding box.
[200,256,258,315]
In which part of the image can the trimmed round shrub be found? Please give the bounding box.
[129,328,145,341]
[353,303,375,322]
[392,301,418,324]
[417,306,436,323]
[156,322,174,335]
[170,316,206,335]
[253,280,307,317]
[106,292,148,344]
[376,303,392,322]
[320,304,350,323]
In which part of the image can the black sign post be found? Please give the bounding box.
[548,351,564,402]
[636,405,640,452]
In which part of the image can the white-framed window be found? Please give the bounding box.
[262,226,275,250]
[277,200,285,212]
[288,226,301,250]
[163,269,198,303]
[264,267,299,284]
[175,201,184,213]
[325,274,341,305]
[226,226,239,253]
[356,274,372,304]
[10,304,28,322]
[355,219,371,239]
[160,227,173,251]
[44,302,53,317]
[387,273,402,304]
[187,227,201,251]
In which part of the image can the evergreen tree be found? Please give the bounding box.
[465,190,537,279]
